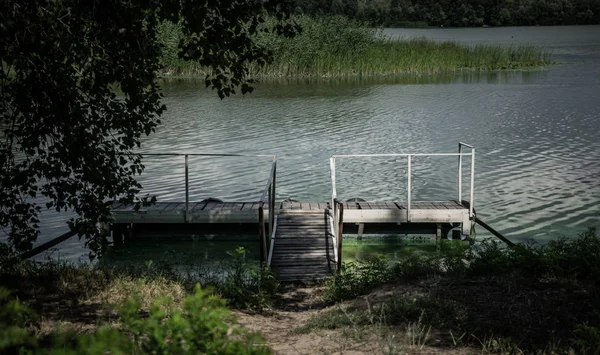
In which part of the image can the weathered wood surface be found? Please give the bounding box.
[269,211,335,282]
[111,200,469,230]
[112,201,270,224]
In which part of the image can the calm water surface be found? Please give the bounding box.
[8,26,600,263]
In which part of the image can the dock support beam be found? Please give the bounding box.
[184,154,189,223]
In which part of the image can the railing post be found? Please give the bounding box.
[330,157,336,209]
[458,144,463,202]
[185,154,189,223]
[407,155,412,222]
[267,181,272,239]
[258,204,266,264]
[270,161,276,237]
[337,201,344,273]
[470,149,475,218]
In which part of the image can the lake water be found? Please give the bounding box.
[6,25,600,263]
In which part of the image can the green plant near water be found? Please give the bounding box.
[157,15,551,78]
[0,246,278,312]
[324,228,600,303]
[0,286,270,354]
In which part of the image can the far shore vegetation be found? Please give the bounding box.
[292,0,600,28]
[158,15,552,79]
[2,228,599,353]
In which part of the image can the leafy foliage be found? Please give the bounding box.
[293,0,600,27]
[324,228,600,302]
[571,323,600,355]
[0,285,271,354]
[0,1,298,257]
[216,247,279,311]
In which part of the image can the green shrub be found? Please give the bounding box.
[323,228,600,303]
[120,285,270,354]
[0,286,271,354]
[323,256,391,302]
[571,323,600,355]
[216,247,279,311]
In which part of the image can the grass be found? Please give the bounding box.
[158,15,552,78]
[0,246,278,315]
[0,246,278,353]
[3,229,599,353]
[299,228,600,353]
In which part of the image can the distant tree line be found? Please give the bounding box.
[293,0,600,27]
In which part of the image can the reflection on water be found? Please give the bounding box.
[3,26,599,262]
[100,239,261,278]
[342,236,442,262]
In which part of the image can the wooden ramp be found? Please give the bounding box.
[268,210,335,282]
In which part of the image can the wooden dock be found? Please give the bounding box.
[109,144,477,282]
[268,210,335,282]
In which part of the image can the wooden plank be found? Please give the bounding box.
[357,202,370,210]
[272,246,329,252]
[162,202,183,212]
[271,253,329,260]
[191,201,208,211]
[277,220,325,226]
[143,203,168,212]
[222,202,245,211]
[272,258,329,264]
[203,201,224,210]
[276,267,331,274]
[274,241,326,247]
[276,226,325,230]
[276,232,330,237]
[394,202,406,210]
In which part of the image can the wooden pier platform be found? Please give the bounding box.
[109,144,477,282]
[112,200,471,234]
[268,210,335,282]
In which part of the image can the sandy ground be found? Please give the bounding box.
[234,284,472,355]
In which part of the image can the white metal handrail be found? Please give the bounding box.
[135,153,276,223]
[327,209,338,264]
[135,153,277,264]
[266,215,278,266]
[330,144,476,221]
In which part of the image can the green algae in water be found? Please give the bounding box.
[342,235,455,263]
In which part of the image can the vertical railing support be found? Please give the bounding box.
[407,155,412,222]
[470,149,475,218]
[267,182,272,239]
[258,204,266,264]
[336,201,344,273]
[330,157,337,209]
[270,161,276,238]
[184,154,189,223]
[458,144,463,202]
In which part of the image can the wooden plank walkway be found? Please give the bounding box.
[269,210,335,282]
[111,200,470,232]
[112,201,267,224]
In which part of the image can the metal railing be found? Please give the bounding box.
[329,144,475,260]
[258,158,277,264]
[330,199,344,272]
[457,142,475,218]
[136,153,277,263]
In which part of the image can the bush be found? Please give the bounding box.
[323,256,391,302]
[323,228,600,303]
[0,286,271,354]
[216,247,279,311]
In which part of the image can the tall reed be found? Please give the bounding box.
[157,15,551,78]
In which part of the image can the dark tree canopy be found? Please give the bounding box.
[0,0,297,256]
[293,0,600,27]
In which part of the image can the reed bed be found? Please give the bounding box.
[158,16,552,78]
